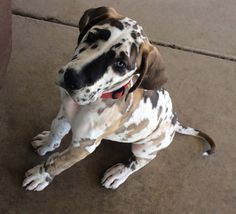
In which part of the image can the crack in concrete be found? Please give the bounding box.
[12,9,78,27]
[12,9,236,62]
[150,41,236,62]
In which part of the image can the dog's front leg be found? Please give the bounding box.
[23,138,101,191]
[31,105,71,156]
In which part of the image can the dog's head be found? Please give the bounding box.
[57,7,167,105]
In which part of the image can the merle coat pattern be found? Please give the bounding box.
[23,7,215,191]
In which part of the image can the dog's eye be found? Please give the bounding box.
[113,59,126,73]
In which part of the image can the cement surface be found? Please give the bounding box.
[0,4,236,213]
[12,0,236,56]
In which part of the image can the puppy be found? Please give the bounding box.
[23,7,215,191]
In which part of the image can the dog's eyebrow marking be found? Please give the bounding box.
[94,28,111,41]
[84,32,98,44]
[84,28,111,44]
[110,20,124,30]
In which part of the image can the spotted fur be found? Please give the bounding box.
[23,7,215,191]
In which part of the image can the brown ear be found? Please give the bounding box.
[129,42,167,93]
[78,7,123,44]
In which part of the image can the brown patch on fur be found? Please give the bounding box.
[45,139,101,176]
[119,89,133,114]
[139,118,163,142]
[114,89,144,135]
[126,123,136,131]
[140,43,167,90]
[128,42,167,94]
[115,125,126,134]
[125,119,149,138]
[103,89,144,138]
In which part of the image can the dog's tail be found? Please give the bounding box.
[175,121,215,156]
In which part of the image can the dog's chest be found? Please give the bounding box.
[62,89,174,143]
[65,98,124,140]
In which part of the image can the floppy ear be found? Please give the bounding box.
[78,7,123,44]
[128,42,167,93]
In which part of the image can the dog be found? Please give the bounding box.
[22,7,215,191]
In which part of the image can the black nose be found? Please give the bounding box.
[64,68,84,90]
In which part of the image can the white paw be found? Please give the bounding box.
[22,164,53,191]
[31,131,58,156]
[101,163,131,189]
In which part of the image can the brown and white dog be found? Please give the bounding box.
[22,7,215,191]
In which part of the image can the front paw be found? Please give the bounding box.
[101,163,131,189]
[32,131,58,156]
[22,164,53,191]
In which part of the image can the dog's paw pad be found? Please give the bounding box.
[22,164,53,191]
[101,163,131,189]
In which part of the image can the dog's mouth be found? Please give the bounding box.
[58,87,98,105]
[55,75,133,105]
[102,77,132,94]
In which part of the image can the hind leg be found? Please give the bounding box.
[101,124,176,189]
[101,138,169,189]
[101,142,158,189]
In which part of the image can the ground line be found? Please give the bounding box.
[12,9,236,62]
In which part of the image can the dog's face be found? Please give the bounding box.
[57,7,167,105]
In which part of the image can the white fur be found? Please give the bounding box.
[22,164,52,191]
[102,163,132,189]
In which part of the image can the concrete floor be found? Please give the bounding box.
[0,1,236,213]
